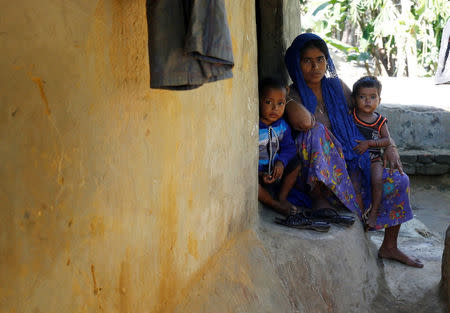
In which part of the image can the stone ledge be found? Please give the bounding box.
[378,103,450,150]
[399,149,450,175]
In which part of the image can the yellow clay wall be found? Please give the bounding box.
[0,1,258,312]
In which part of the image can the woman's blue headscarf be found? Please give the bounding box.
[285,33,372,209]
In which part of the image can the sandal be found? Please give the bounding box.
[303,208,355,227]
[275,213,331,232]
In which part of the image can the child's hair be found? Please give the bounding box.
[259,77,287,98]
[352,76,382,98]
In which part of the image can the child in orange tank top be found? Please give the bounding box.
[352,76,392,229]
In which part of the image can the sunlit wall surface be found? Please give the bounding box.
[0,1,258,312]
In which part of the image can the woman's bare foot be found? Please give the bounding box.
[378,247,423,268]
[311,185,332,211]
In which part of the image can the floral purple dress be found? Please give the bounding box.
[375,169,413,229]
[288,123,413,229]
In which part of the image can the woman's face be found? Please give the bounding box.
[300,46,327,85]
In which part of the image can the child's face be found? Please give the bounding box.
[355,87,380,115]
[260,88,287,125]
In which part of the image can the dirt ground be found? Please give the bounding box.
[410,175,450,239]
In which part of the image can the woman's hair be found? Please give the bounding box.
[352,76,382,97]
[299,39,330,60]
[258,77,287,97]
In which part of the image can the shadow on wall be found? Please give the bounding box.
[255,0,301,83]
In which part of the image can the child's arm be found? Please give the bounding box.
[383,144,403,175]
[380,123,404,172]
[270,122,296,181]
[353,139,371,154]
[353,120,391,154]
[272,161,284,181]
[276,122,297,168]
[377,122,392,147]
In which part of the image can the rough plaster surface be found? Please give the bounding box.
[256,208,380,313]
[175,206,446,313]
[172,230,294,313]
[175,209,380,313]
[0,1,258,312]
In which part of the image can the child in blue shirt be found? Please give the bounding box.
[259,78,300,216]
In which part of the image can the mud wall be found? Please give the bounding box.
[0,1,258,312]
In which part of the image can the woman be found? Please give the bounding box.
[284,33,423,268]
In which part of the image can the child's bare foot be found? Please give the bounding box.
[378,247,423,268]
[272,201,290,216]
[279,200,300,216]
[366,211,378,229]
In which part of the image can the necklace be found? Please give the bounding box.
[317,100,326,114]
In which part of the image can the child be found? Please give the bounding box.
[352,76,392,229]
[258,77,300,216]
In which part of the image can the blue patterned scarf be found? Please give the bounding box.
[285,33,372,208]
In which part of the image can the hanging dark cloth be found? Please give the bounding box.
[146,0,234,90]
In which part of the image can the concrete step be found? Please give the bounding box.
[399,149,450,175]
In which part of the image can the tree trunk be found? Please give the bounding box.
[406,36,418,76]
[399,0,414,77]
[396,35,407,77]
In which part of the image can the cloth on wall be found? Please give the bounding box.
[436,19,450,85]
[147,0,234,90]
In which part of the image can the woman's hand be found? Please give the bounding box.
[384,145,404,174]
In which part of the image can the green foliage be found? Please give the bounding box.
[300,0,450,77]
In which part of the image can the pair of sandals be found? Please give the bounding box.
[275,207,356,232]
